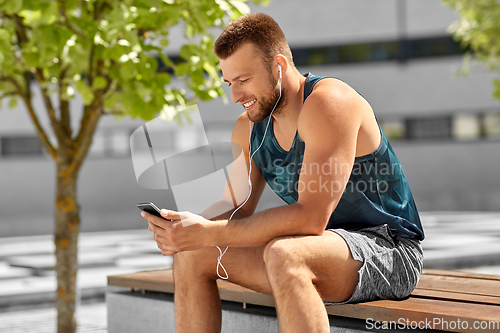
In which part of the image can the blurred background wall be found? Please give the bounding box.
[1,0,499,237]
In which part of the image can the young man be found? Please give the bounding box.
[142,13,424,333]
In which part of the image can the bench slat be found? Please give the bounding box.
[422,269,500,281]
[411,289,500,306]
[108,269,174,294]
[417,275,500,298]
[326,298,499,332]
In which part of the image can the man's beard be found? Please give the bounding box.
[247,76,286,123]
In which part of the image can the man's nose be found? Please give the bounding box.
[231,85,242,104]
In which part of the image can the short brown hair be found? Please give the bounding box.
[214,13,294,71]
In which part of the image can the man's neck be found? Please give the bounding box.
[272,69,307,133]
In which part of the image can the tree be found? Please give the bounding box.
[444,0,500,101]
[0,0,268,332]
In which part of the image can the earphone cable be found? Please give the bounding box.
[216,71,282,280]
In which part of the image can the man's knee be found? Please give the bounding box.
[263,237,309,283]
[173,249,215,279]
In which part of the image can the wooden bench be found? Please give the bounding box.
[107,269,500,332]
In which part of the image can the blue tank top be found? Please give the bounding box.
[250,73,424,240]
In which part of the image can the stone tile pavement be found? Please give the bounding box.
[0,229,172,332]
[0,303,107,333]
[1,211,500,332]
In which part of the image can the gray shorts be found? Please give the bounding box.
[326,224,423,305]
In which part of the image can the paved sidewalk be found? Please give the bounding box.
[420,211,500,269]
[1,211,500,332]
[0,303,107,333]
[0,229,172,332]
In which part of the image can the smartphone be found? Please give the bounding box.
[137,202,167,219]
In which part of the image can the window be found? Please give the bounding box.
[453,114,481,140]
[405,116,453,141]
[409,36,466,59]
[1,136,43,156]
[291,36,466,67]
[380,120,406,140]
[483,112,500,138]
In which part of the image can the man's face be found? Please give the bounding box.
[220,43,283,123]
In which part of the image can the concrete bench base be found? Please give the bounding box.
[106,290,379,333]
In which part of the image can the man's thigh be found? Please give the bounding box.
[174,245,273,295]
[265,230,362,303]
[175,230,361,302]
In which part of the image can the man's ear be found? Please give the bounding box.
[274,54,288,76]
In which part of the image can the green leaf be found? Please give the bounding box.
[119,61,137,80]
[40,0,58,25]
[155,72,171,87]
[202,61,219,79]
[228,0,250,15]
[22,52,40,68]
[3,0,23,14]
[92,76,107,90]
[74,80,94,105]
[215,0,232,11]
[179,44,193,60]
[138,57,157,80]
[0,29,10,41]
[174,62,190,77]
[8,97,17,108]
[104,93,118,110]
[493,79,500,101]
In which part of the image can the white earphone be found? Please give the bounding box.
[216,64,283,280]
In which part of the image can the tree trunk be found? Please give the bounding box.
[54,162,80,333]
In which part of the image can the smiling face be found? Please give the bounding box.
[220,43,285,123]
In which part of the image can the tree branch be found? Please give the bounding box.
[0,92,17,100]
[2,74,57,159]
[12,14,28,45]
[23,72,32,100]
[23,93,58,159]
[3,75,26,100]
[58,0,85,38]
[58,67,72,138]
[70,98,103,178]
[87,43,96,86]
[33,68,66,145]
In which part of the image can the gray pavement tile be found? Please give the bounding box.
[115,254,173,269]
[0,307,107,333]
[7,252,117,271]
[77,229,151,248]
[0,267,149,298]
[0,261,33,279]
[423,241,500,269]
[421,234,498,250]
[0,275,56,297]
[0,239,54,258]
[461,265,500,275]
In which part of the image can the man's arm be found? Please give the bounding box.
[200,111,267,221]
[204,80,365,247]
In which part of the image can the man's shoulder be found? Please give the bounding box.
[308,76,360,105]
[298,76,371,144]
[300,78,364,123]
[231,112,252,150]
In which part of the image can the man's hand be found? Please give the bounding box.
[142,209,211,255]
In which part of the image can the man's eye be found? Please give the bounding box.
[240,79,249,83]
